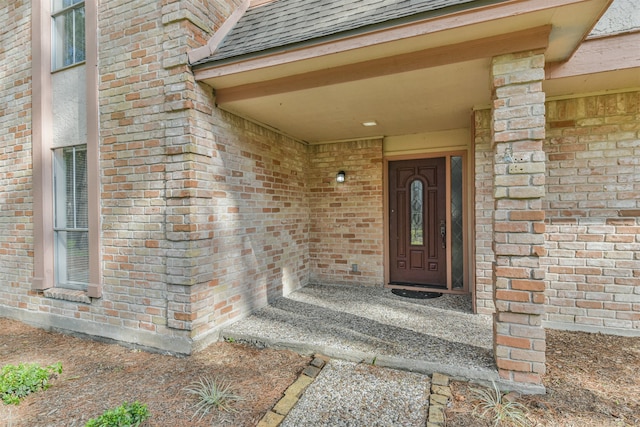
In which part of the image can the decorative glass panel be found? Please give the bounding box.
[450,156,464,288]
[410,180,423,246]
[54,145,89,289]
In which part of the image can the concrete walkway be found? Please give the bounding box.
[221,283,498,382]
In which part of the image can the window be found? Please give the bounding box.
[450,156,464,289]
[53,145,89,289]
[410,180,424,246]
[52,0,85,70]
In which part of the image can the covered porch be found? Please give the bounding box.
[221,283,497,384]
[187,0,624,390]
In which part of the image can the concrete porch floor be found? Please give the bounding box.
[221,283,499,383]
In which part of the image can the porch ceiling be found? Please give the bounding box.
[193,0,613,143]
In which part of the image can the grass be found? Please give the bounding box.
[184,376,242,421]
[471,381,531,427]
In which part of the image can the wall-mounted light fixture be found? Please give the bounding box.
[336,170,346,183]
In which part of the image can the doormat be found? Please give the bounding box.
[391,289,442,299]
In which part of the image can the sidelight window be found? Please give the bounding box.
[450,156,464,289]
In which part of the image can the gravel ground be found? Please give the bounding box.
[223,283,495,379]
[281,359,431,427]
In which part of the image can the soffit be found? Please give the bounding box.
[193,0,613,143]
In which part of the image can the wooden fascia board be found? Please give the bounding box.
[561,0,614,62]
[193,0,589,81]
[249,0,277,7]
[546,31,640,80]
[214,25,551,104]
[187,0,250,64]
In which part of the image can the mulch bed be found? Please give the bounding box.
[2,318,639,426]
[0,318,310,426]
[446,329,640,426]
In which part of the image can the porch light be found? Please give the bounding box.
[362,120,377,127]
[336,170,346,183]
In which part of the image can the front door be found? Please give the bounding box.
[389,158,447,287]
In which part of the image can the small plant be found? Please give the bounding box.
[0,362,62,405]
[471,381,530,427]
[84,401,150,427]
[184,376,242,420]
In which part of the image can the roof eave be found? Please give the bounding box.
[190,0,509,69]
[191,0,612,85]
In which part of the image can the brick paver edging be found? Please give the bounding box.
[257,354,330,427]
[427,372,451,427]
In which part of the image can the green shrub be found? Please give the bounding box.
[84,401,150,427]
[0,362,62,405]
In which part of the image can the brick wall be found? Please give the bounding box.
[475,90,640,335]
[0,1,34,313]
[0,0,379,352]
[543,91,640,333]
[0,0,310,352]
[95,0,310,346]
[474,110,496,315]
[308,140,384,286]
[96,0,173,340]
[490,51,547,387]
[200,109,310,339]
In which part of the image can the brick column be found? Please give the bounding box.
[491,51,547,387]
[161,1,223,335]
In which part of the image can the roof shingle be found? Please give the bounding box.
[194,0,493,65]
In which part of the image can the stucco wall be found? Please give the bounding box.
[590,0,640,37]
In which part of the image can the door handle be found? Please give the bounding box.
[440,220,446,249]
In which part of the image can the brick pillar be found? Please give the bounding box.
[161,1,221,334]
[491,51,547,387]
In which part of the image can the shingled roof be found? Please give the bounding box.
[192,0,502,66]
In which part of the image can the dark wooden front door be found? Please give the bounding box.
[389,158,447,287]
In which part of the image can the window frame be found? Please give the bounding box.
[53,144,90,290]
[32,0,100,298]
[51,0,86,72]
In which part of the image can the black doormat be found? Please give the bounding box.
[391,289,443,299]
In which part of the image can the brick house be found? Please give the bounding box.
[0,0,638,390]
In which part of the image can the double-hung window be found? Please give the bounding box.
[53,145,89,290]
[52,0,85,70]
